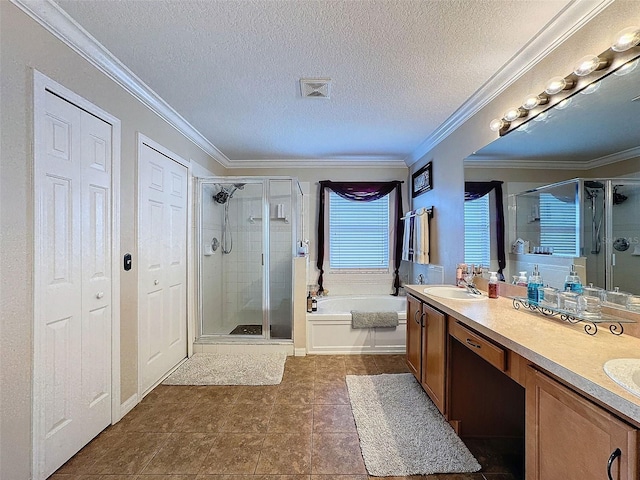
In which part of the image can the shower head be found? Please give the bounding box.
[613,185,628,205]
[213,188,230,204]
[584,180,604,189]
[213,183,246,204]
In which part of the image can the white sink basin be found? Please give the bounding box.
[423,286,487,301]
[603,358,640,398]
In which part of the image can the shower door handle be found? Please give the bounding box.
[262,254,264,266]
[612,253,616,266]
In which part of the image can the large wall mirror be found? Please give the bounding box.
[465,55,640,295]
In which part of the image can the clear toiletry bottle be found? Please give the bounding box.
[516,271,528,287]
[456,263,465,287]
[564,264,583,294]
[527,264,543,303]
[488,271,499,299]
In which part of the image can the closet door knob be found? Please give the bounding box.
[95,292,104,299]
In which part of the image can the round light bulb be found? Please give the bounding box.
[612,26,640,52]
[614,58,639,77]
[489,118,506,132]
[533,111,549,122]
[522,94,541,110]
[545,76,567,95]
[573,54,602,77]
[503,107,524,122]
[580,82,601,95]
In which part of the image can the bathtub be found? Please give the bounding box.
[306,295,407,354]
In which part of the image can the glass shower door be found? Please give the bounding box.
[200,180,265,336]
[608,181,640,294]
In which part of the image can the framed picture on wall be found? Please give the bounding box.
[412,161,432,197]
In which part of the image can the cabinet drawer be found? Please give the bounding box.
[449,320,506,371]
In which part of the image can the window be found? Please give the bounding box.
[464,194,490,267]
[539,193,577,255]
[328,191,389,270]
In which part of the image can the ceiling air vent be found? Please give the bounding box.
[300,78,331,98]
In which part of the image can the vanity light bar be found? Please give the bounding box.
[490,26,640,136]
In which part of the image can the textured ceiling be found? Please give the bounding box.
[54,0,574,164]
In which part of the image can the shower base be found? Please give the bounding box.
[229,324,262,335]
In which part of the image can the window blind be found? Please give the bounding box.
[464,194,490,267]
[539,193,577,255]
[329,191,389,270]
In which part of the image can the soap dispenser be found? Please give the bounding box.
[564,264,583,294]
[488,271,499,299]
[516,271,528,287]
[527,264,543,303]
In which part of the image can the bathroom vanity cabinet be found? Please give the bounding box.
[406,294,447,414]
[405,286,640,480]
[526,367,638,480]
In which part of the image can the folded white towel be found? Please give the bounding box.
[416,211,430,264]
[402,212,411,261]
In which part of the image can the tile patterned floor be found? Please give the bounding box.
[50,354,522,480]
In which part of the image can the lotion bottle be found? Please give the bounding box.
[488,271,499,299]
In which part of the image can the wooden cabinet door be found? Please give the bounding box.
[422,303,447,414]
[526,367,638,480]
[406,295,422,379]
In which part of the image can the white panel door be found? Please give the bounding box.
[37,91,112,477]
[138,142,188,394]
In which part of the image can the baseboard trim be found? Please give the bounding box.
[118,393,139,421]
[294,348,307,357]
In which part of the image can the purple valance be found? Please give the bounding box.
[465,181,506,278]
[317,180,404,295]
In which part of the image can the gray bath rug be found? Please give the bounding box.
[162,352,286,385]
[346,373,481,476]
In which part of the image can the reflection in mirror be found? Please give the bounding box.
[465,55,640,295]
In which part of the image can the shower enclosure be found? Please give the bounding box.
[514,178,640,294]
[196,176,302,341]
[581,179,640,294]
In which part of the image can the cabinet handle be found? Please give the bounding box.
[420,312,426,327]
[465,338,481,349]
[607,448,621,480]
[414,309,421,325]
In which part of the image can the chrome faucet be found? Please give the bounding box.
[460,278,483,296]
[417,274,425,285]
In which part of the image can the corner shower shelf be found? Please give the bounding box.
[510,297,634,336]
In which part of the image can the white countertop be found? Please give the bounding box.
[405,285,640,426]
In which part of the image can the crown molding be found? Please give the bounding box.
[463,158,581,170]
[11,0,232,167]
[225,158,409,169]
[464,146,640,170]
[583,146,640,169]
[405,0,615,167]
